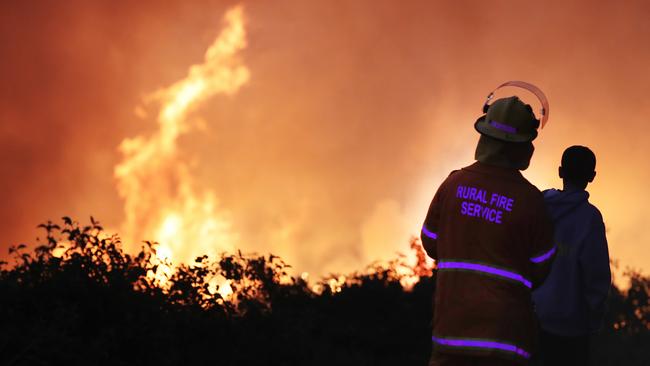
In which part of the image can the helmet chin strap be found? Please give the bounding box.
[484,81,550,129]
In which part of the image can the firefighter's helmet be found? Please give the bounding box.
[474,81,549,143]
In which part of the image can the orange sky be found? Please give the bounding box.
[1,0,649,281]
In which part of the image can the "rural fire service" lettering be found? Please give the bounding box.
[457,185,514,224]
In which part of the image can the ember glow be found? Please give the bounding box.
[114,6,248,266]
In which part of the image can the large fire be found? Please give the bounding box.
[114,5,249,283]
[110,5,431,296]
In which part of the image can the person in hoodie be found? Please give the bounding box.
[532,145,611,366]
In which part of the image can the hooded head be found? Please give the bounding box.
[475,135,535,170]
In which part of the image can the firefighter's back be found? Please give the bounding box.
[422,83,556,365]
[430,162,554,363]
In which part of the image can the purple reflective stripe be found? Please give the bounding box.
[489,120,517,134]
[530,246,556,263]
[438,261,532,288]
[421,226,438,240]
[432,336,531,359]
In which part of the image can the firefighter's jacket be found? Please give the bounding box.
[421,161,555,363]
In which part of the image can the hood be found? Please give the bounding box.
[543,188,590,222]
[474,135,534,171]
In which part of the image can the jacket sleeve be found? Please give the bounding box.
[529,195,556,289]
[421,183,444,261]
[579,210,611,333]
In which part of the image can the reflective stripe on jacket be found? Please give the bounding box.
[421,162,555,363]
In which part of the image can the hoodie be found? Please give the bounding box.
[532,189,611,336]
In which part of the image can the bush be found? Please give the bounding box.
[0,218,647,365]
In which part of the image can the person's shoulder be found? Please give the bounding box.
[542,188,561,198]
[432,169,462,194]
[516,175,545,198]
[585,200,605,223]
[448,169,461,178]
[440,167,466,185]
[509,178,548,215]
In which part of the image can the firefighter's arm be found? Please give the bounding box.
[529,197,556,289]
[579,211,611,333]
[421,185,443,261]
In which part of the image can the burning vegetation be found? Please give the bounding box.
[0,217,648,365]
[1,5,649,366]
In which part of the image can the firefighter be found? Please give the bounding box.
[422,82,556,365]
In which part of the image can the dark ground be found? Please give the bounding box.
[1,218,648,366]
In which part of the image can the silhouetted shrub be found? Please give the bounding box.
[0,218,648,365]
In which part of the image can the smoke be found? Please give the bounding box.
[2,0,650,278]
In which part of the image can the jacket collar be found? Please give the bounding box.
[462,161,525,183]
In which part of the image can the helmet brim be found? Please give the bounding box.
[474,115,537,143]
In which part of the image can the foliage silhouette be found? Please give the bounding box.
[0,218,648,365]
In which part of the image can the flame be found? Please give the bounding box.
[114,5,249,271]
[216,280,233,299]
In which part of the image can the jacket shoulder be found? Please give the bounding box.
[518,175,543,194]
[585,201,605,223]
[438,169,461,186]
[515,177,545,204]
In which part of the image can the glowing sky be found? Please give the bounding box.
[1,0,649,280]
